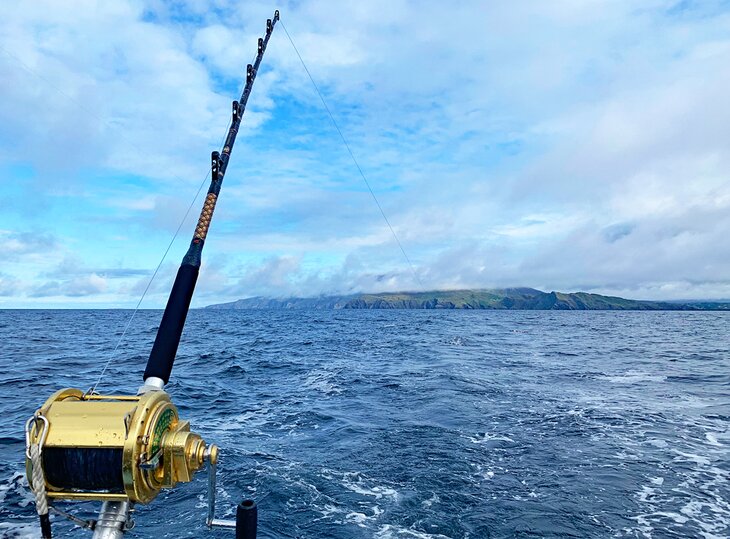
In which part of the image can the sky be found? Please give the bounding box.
[1,0,729,308]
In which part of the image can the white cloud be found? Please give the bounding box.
[0,273,20,296]
[2,229,58,259]
[0,0,224,183]
[30,272,107,297]
[1,0,730,306]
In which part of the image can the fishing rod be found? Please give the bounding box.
[24,10,279,539]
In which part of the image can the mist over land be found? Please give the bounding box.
[206,288,730,310]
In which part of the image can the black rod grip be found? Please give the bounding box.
[144,264,199,384]
[40,513,52,538]
[235,499,257,539]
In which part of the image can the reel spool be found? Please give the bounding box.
[26,388,216,504]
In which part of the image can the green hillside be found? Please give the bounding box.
[205,288,729,310]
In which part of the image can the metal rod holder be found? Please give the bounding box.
[236,500,257,539]
[206,456,258,537]
[92,501,133,539]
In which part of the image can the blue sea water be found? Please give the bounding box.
[0,309,728,538]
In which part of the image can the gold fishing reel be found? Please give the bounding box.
[25,388,217,504]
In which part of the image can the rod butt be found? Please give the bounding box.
[235,499,257,539]
[39,512,52,538]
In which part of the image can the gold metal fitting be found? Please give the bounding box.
[25,388,213,504]
[207,444,219,465]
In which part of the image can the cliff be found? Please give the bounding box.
[205,288,729,310]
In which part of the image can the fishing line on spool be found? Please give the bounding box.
[279,19,425,292]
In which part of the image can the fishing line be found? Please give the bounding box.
[279,20,425,291]
[0,44,233,390]
[92,49,264,391]
[4,18,424,391]
[89,171,209,393]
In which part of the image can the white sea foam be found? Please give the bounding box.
[448,336,465,346]
[341,473,400,501]
[672,450,712,466]
[631,452,730,539]
[650,511,689,524]
[0,473,33,508]
[638,486,656,503]
[0,472,19,505]
[422,493,440,507]
[376,524,452,538]
[646,438,668,448]
[468,432,514,444]
[600,370,666,384]
[0,522,39,539]
[615,450,639,460]
[302,369,343,395]
[680,501,730,539]
[317,504,341,519]
[705,433,723,447]
[345,512,370,527]
[633,514,654,537]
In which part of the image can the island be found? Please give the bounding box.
[205,288,730,310]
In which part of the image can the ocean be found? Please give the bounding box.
[0,309,728,538]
